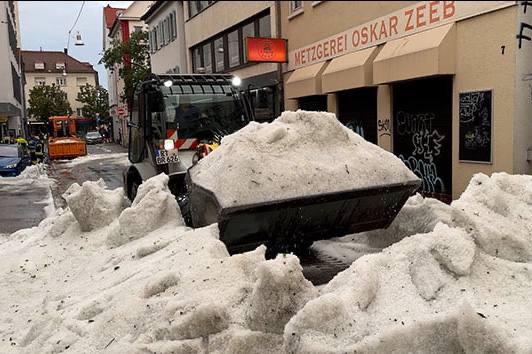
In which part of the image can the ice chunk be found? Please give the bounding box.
[246,254,317,334]
[107,174,184,246]
[65,179,124,232]
[190,110,418,208]
[210,329,283,354]
[164,303,230,340]
[143,272,180,298]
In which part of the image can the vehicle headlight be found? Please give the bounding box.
[5,163,17,169]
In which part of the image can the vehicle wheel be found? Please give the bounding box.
[129,178,141,202]
[192,152,200,165]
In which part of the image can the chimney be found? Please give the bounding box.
[64,48,68,55]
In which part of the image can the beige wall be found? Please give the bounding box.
[281,1,414,52]
[452,6,516,198]
[25,72,97,118]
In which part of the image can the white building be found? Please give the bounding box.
[0,0,24,140]
[21,49,98,119]
[106,1,151,146]
[141,0,187,75]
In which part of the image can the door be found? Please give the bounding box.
[393,76,453,202]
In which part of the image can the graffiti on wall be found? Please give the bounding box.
[377,118,391,137]
[396,111,446,192]
[517,1,532,49]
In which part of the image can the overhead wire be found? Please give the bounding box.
[67,1,86,49]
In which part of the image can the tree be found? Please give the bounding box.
[76,84,110,121]
[99,30,151,108]
[28,84,71,121]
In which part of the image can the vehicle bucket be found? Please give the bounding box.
[187,174,422,253]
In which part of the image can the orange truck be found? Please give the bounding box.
[47,116,87,160]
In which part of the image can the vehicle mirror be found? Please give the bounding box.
[149,90,165,113]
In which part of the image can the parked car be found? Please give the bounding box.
[0,144,31,177]
[85,131,103,144]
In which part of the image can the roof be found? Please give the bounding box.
[104,5,124,29]
[140,0,164,21]
[21,50,97,74]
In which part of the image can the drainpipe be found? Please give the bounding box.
[275,0,284,116]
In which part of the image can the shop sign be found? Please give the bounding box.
[288,1,515,71]
[246,37,287,63]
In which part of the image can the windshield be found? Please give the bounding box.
[86,132,101,138]
[0,146,19,158]
[151,85,250,142]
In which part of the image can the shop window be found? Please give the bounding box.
[242,22,255,63]
[228,30,240,68]
[193,47,202,72]
[337,87,378,145]
[299,95,327,112]
[203,42,212,73]
[214,37,225,72]
[259,14,271,37]
[251,86,275,122]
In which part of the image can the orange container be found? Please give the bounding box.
[48,138,87,160]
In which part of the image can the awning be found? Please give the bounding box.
[322,46,380,93]
[373,23,456,84]
[285,61,329,99]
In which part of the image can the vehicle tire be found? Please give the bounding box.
[192,152,200,165]
[129,178,141,202]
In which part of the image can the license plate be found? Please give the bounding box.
[155,149,180,165]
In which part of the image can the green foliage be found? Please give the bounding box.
[76,84,110,120]
[28,84,71,121]
[99,30,151,107]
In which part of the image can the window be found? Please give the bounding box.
[76,77,87,86]
[11,64,21,103]
[35,77,46,86]
[259,14,271,37]
[56,62,65,70]
[34,62,44,70]
[152,29,158,52]
[134,26,142,33]
[228,30,240,68]
[188,1,215,18]
[56,77,67,86]
[158,25,163,48]
[214,37,224,72]
[193,47,202,72]
[171,11,177,39]
[242,22,255,63]
[203,43,212,73]
[290,0,303,13]
[164,19,170,45]
[76,108,83,117]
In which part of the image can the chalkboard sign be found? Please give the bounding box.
[459,90,492,163]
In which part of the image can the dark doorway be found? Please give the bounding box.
[298,95,327,112]
[337,87,378,144]
[393,76,453,202]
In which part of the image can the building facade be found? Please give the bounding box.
[282,1,532,201]
[142,0,187,75]
[107,1,151,145]
[0,0,24,140]
[22,50,98,121]
[184,1,282,122]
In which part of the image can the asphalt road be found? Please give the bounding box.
[0,143,128,235]
[48,144,128,209]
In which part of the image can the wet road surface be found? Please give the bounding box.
[48,144,128,208]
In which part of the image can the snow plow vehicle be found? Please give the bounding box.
[47,116,87,160]
[124,74,421,253]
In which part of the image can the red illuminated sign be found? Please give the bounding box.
[246,37,287,63]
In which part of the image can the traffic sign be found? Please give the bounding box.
[117,107,125,116]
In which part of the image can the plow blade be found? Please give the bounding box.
[188,178,422,253]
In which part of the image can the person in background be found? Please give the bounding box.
[118,128,122,145]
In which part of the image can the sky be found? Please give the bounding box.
[18,1,134,89]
